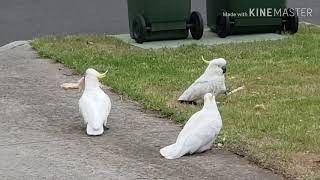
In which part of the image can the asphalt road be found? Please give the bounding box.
[0,0,319,46]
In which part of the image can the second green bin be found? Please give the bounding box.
[127,0,204,43]
[206,0,299,38]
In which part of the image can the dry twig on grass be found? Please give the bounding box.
[227,86,245,96]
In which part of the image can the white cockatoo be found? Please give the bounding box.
[79,68,111,136]
[160,93,223,160]
[178,57,227,104]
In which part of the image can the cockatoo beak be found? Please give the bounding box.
[201,56,211,64]
[96,70,108,79]
[222,66,227,74]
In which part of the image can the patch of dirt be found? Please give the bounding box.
[289,152,320,178]
[94,43,116,50]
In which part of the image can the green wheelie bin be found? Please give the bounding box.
[127,0,204,43]
[206,0,299,38]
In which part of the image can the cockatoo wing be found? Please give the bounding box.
[178,67,226,102]
[196,71,226,96]
[180,128,216,155]
[160,111,217,159]
[79,92,109,130]
[103,95,112,127]
[79,95,99,129]
[177,111,216,151]
[178,80,214,102]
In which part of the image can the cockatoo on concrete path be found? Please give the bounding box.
[160,93,223,160]
[79,68,111,136]
[178,57,227,104]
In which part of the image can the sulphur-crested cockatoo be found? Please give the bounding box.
[160,93,222,160]
[79,68,111,136]
[178,57,227,104]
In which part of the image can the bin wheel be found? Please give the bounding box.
[130,32,134,39]
[132,15,147,43]
[216,15,230,38]
[189,11,204,40]
[285,8,299,34]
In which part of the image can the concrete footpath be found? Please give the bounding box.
[0,41,283,179]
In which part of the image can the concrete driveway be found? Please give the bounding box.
[0,0,319,46]
[0,41,284,179]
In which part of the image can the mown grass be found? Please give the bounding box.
[32,24,320,179]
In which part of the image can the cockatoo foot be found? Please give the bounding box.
[104,125,110,130]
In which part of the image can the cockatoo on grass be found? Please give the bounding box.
[160,93,223,160]
[79,68,111,136]
[178,57,227,104]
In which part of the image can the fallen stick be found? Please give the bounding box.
[60,77,85,92]
[60,82,80,90]
[226,86,245,96]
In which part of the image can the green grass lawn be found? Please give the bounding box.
[32,24,320,179]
